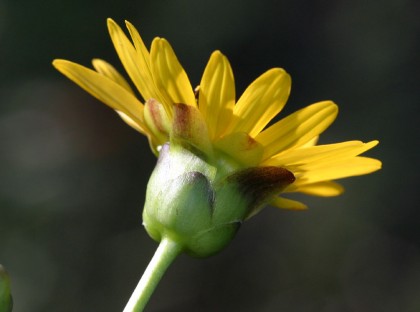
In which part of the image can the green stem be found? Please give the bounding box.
[123,237,182,312]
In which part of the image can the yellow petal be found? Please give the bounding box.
[125,20,153,73]
[92,58,134,93]
[264,140,379,167]
[229,68,291,137]
[296,156,382,184]
[214,132,264,166]
[150,38,196,107]
[116,111,146,134]
[53,59,146,131]
[270,197,308,210]
[287,181,344,196]
[107,18,157,103]
[301,135,319,148]
[257,101,338,159]
[199,51,235,139]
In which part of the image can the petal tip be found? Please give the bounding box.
[107,17,116,25]
[211,50,223,57]
[124,20,135,29]
[52,59,69,70]
[107,18,120,33]
[91,58,100,66]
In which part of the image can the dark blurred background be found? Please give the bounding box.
[0,0,419,311]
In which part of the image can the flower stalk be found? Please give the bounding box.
[123,237,182,312]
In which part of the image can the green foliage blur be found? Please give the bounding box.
[0,0,418,311]
[0,265,13,312]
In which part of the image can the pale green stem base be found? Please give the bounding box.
[123,237,182,312]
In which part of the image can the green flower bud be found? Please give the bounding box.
[143,143,295,258]
[0,265,13,312]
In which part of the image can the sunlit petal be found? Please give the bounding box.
[116,111,147,135]
[125,20,152,73]
[150,38,196,107]
[301,135,319,148]
[270,197,308,210]
[107,18,157,102]
[264,140,379,167]
[296,157,382,184]
[287,181,344,197]
[229,68,291,137]
[199,51,235,139]
[53,59,146,131]
[257,101,338,159]
[92,58,134,93]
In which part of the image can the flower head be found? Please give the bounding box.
[53,19,381,255]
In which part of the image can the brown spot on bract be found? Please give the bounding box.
[245,135,258,150]
[173,103,192,138]
[227,166,295,210]
[146,99,165,132]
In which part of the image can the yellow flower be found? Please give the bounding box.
[52,18,381,211]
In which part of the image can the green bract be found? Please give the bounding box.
[143,141,295,257]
